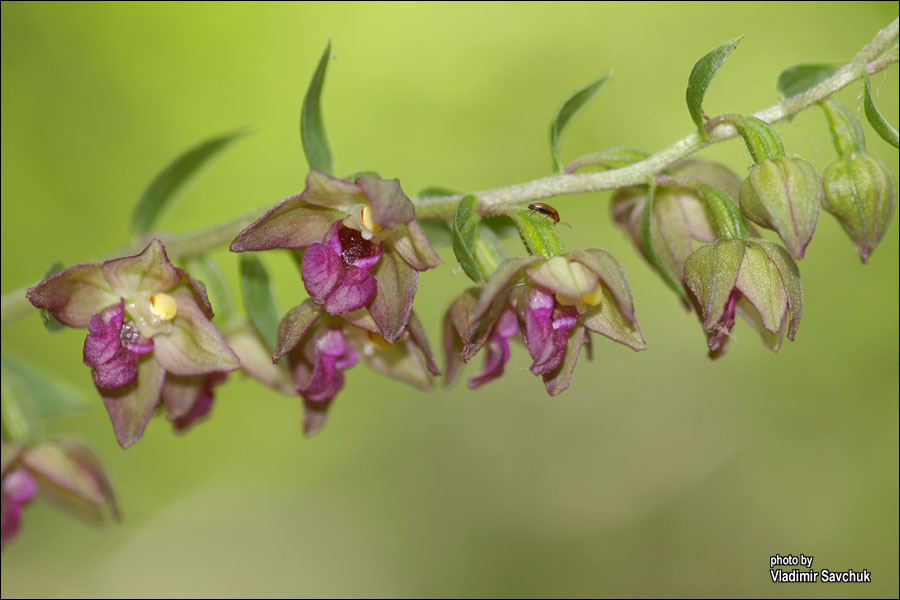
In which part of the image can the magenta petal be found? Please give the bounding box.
[1,469,37,545]
[336,224,383,270]
[520,288,571,376]
[469,308,518,389]
[300,329,359,404]
[83,303,150,389]
[301,243,343,305]
[164,373,227,432]
[324,266,377,315]
[708,291,738,352]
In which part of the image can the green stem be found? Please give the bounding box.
[1,207,264,326]
[1,18,897,327]
[416,18,898,219]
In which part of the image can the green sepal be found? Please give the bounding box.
[509,205,566,258]
[39,262,67,332]
[713,113,785,163]
[452,195,487,283]
[639,182,690,301]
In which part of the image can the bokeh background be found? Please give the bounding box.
[2,2,898,597]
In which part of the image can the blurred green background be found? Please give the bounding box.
[2,2,898,597]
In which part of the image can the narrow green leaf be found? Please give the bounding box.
[686,36,742,139]
[510,206,566,258]
[550,73,611,172]
[1,351,87,441]
[239,255,281,351]
[186,256,233,322]
[131,129,247,235]
[452,195,486,283]
[776,63,838,99]
[301,41,334,174]
[863,74,899,148]
[40,262,66,332]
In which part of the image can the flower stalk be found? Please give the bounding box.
[1,18,897,328]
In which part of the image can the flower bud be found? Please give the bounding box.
[739,156,822,259]
[822,153,896,263]
[612,161,741,301]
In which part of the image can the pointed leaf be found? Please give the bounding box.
[301,41,334,174]
[239,254,281,351]
[131,129,247,235]
[550,73,610,172]
[863,74,899,148]
[686,36,742,139]
[452,194,486,283]
[776,63,838,99]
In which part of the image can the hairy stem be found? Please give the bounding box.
[416,18,898,219]
[1,18,897,327]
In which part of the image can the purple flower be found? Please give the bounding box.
[1,438,118,547]
[445,251,646,395]
[162,372,229,432]
[230,170,441,343]
[26,240,239,448]
[1,467,36,546]
[683,239,803,357]
[229,301,439,436]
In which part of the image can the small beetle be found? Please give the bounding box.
[527,202,560,224]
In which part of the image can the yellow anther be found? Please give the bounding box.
[149,293,177,321]
[360,204,382,234]
[581,282,605,307]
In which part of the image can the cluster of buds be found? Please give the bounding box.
[613,151,805,357]
[2,438,117,546]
